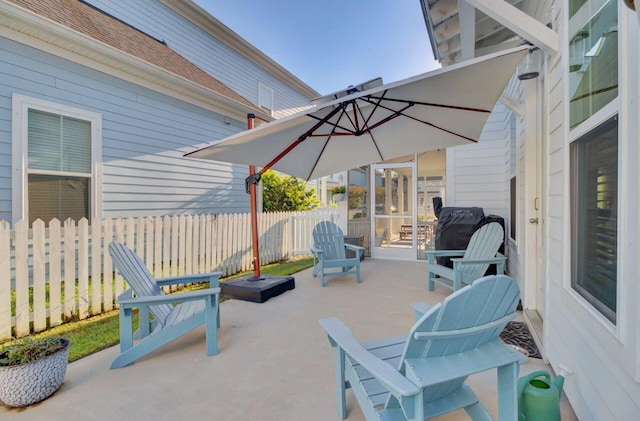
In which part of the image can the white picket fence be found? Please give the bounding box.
[0,209,336,341]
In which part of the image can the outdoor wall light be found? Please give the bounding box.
[518,47,540,81]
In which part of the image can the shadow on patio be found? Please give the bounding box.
[0,260,577,420]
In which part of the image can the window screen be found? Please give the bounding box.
[570,115,618,323]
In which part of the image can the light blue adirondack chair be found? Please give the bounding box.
[311,221,364,286]
[427,222,507,292]
[108,242,222,369]
[319,275,526,420]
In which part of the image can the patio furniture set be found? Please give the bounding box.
[108,220,515,420]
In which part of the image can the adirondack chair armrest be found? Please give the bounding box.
[117,287,221,308]
[319,317,421,398]
[412,312,517,341]
[310,245,323,255]
[425,250,466,256]
[344,244,364,252]
[155,271,222,287]
[405,338,527,387]
[410,302,434,321]
[450,255,508,268]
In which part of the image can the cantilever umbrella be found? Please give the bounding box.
[186,46,528,283]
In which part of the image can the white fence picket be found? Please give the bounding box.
[91,218,102,316]
[103,218,114,312]
[49,219,62,326]
[14,220,29,337]
[64,218,76,318]
[32,220,46,332]
[78,218,89,320]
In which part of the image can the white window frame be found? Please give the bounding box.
[258,82,274,115]
[11,94,102,224]
[564,0,621,332]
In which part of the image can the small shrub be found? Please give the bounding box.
[0,337,67,367]
[331,186,346,195]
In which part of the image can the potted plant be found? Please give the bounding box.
[0,337,70,407]
[331,185,346,202]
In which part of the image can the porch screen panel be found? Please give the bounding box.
[570,116,617,323]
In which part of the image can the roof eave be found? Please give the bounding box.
[0,0,271,122]
[161,0,320,100]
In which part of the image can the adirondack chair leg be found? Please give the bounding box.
[428,271,436,291]
[205,294,219,356]
[454,271,462,291]
[321,264,326,287]
[333,346,348,419]
[427,254,436,291]
[119,306,134,354]
[137,306,152,339]
[497,260,505,275]
[356,263,361,284]
[497,362,519,420]
[464,402,492,420]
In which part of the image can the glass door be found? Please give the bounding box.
[371,163,415,260]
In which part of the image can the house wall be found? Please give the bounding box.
[445,101,511,217]
[541,4,640,419]
[84,0,313,118]
[446,4,640,417]
[0,37,250,221]
[1,0,317,223]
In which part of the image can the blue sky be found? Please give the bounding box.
[193,0,440,95]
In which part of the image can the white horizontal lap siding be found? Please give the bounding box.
[0,38,250,219]
[85,0,313,117]
[449,103,510,215]
[543,4,640,419]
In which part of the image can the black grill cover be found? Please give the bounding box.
[435,207,486,268]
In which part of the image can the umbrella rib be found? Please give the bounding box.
[359,97,480,142]
[364,95,491,113]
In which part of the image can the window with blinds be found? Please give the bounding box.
[570,115,618,324]
[27,109,92,226]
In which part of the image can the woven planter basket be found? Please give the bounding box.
[0,338,70,407]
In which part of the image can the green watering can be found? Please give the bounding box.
[518,370,565,421]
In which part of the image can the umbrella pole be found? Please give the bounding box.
[247,114,263,279]
[216,113,295,302]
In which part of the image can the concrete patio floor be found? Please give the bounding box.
[1,260,577,420]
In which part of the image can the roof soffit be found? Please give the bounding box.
[421,0,557,65]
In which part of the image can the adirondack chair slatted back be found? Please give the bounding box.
[109,242,172,325]
[401,275,520,403]
[459,222,504,278]
[313,221,346,261]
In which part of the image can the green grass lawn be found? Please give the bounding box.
[5,258,314,362]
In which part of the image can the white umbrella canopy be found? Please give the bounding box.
[186,46,528,181]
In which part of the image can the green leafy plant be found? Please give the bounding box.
[0,337,67,367]
[262,170,320,211]
[331,185,346,195]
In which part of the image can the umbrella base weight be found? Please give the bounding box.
[221,275,295,303]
